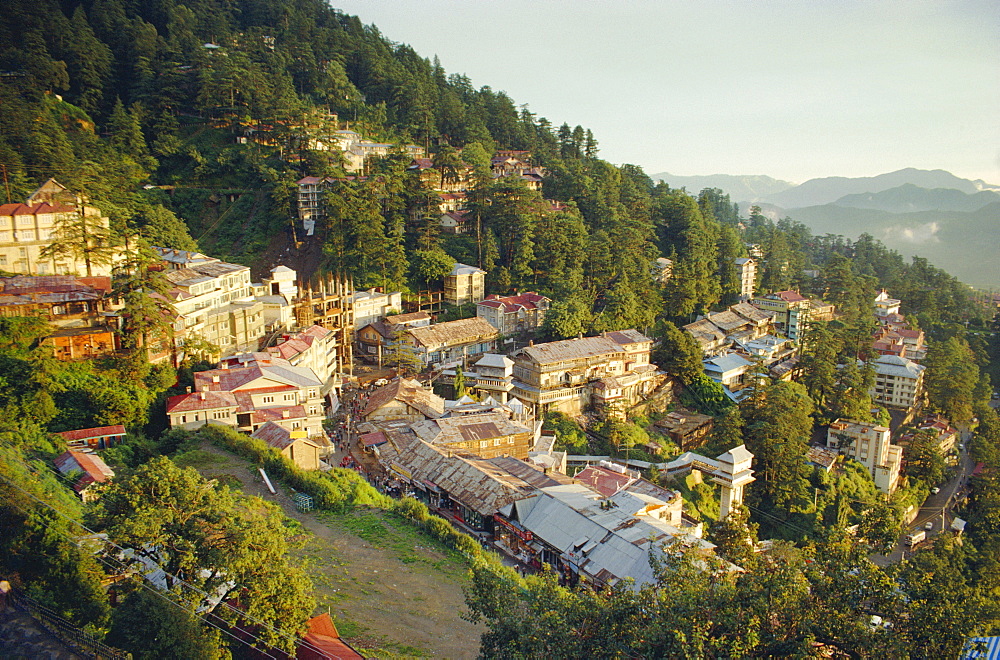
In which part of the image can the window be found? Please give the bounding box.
[0,255,6,266]
[262,396,274,403]
[18,248,27,256]
[494,438,502,446]
[284,393,296,401]
[180,415,187,424]
[292,421,301,429]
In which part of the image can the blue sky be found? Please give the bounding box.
[332,0,1000,185]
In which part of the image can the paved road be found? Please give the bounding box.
[871,428,974,566]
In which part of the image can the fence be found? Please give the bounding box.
[8,588,131,660]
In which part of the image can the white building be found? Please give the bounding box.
[444,263,486,305]
[165,359,327,442]
[870,354,926,410]
[351,288,403,331]
[874,290,901,318]
[734,257,756,301]
[471,353,515,403]
[826,419,902,493]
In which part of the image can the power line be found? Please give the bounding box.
[0,491,282,659]
[0,462,328,657]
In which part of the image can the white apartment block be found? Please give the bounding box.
[870,354,926,410]
[444,262,486,305]
[734,257,756,301]
[351,288,403,331]
[827,419,902,493]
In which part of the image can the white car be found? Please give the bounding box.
[925,520,934,531]
[932,487,940,495]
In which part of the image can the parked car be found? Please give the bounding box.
[925,520,934,531]
[932,487,940,494]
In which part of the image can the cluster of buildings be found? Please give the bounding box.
[683,300,797,394]
[355,374,751,588]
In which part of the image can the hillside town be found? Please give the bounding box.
[2,2,999,658]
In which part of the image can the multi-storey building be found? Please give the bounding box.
[870,354,926,410]
[826,419,902,493]
[165,357,326,442]
[471,354,515,403]
[510,330,659,417]
[0,179,119,277]
[162,256,265,357]
[476,292,550,337]
[444,263,485,305]
[351,288,403,331]
[402,317,500,367]
[734,257,756,301]
[750,290,833,342]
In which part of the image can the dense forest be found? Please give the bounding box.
[2,0,1000,656]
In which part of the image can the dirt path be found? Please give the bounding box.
[182,442,484,658]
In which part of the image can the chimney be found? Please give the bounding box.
[199,391,206,400]
[528,340,533,347]
[186,386,192,394]
[201,385,209,392]
[281,410,290,418]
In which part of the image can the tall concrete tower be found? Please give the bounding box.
[712,445,755,519]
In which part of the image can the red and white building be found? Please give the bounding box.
[165,358,328,460]
[477,292,551,337]
[54,450,115,501]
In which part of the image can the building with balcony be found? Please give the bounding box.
[444,263,485,305]
[826,419,902,493]
[734,257,756,301]
[870,354,926,411]
[471,354,515,403]
[476,292,550,337]
[165,358,327,455]
[510,330,659,417]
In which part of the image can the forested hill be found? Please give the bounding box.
[0,0,983,338]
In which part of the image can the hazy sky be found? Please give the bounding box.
[332,0,999,185]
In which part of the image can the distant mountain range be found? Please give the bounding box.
[647,172,795,202]
[654,168,1000,288]
[763,168,999,209]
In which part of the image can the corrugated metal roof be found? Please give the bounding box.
[376,433,534,516]
[406,317,498,348]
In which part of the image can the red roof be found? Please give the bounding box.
[478,291,547,313]
[574,465,632,498]
[297,613,363,660]
[57,425,126,442]
[0,202,75,216]
[360,431,388,448]
[250,405,307,425]
[54,450,114,492]
[775,290,808,303]
[166,390,238,413]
